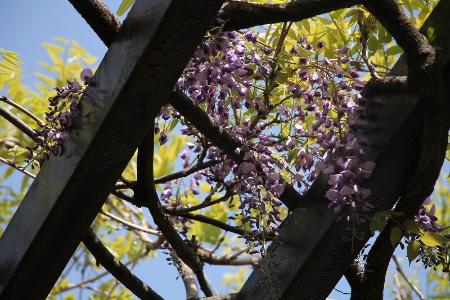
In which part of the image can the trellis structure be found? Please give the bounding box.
[0,0,449,299]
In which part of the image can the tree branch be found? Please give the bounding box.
[67,0,120,47]
[136,129,213,297]
[171,250,201,299]
[0,96,44,127]
[344,261,364,299]
[0,157,36,179]
[68,0,361,48]
[363,76,409,96]
[169,90,304,209]
[198,247,260,266]
[0,106,40,142]
[221,0,360,31]
[358,3,450,297]
[168,211,249,237]
[100,210,161,236]
[393,255,425,300]
[362,0,434,72]
[359,223,396,299]
[83,228,163,300]
[166,192,232,214]
[154,159,222,184]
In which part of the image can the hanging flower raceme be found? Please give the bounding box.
[152,26,379,237]
[35,68,93,160]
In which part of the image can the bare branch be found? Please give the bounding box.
[0,96,45,127]
[154,159,222,184]
[363,76,409,96]
[198,247,260,266]
[392,255,425,300]
[68,0,361,47]
[362,0,434,71]
[198,295,238,300]
[222,0,360,31]
[136,129,213,297]
[166,192,232,214]
[344,261,364,299]
[360,222,397,299]
[168,211,249,237]
[0,157,36,179]
[83,228,163,300]
[0,106,40,142]
[67,0,120,47]
[171,250,201,299]
[100,210,161,236]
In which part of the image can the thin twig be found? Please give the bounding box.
[0,157,36,178]
[154,159,222,184]
[165,192,232,214]
[83,228,163,300]
[392,255,425,300]
[169,211,249,237]
[0,106,40,142]
[100,210,161,236]
[0,96,45,127]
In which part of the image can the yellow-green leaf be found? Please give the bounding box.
[403,219,422,235]
[421,231,450,247]
[390,226,403,246]
[407,240,421,264]
[117,0,135,16]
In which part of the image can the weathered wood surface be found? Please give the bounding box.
[238,1,450,298]
[0,0,222,298]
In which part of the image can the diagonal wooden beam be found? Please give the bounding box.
[0,0,223,298]
[238,1,450,298]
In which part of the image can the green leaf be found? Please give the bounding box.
[369,211,388,233]
[407,240,421,264]
[168,119,178,132]
[421,231,450,247]
[426,26,436,42]
[390,226,403,246]
[385,45,403,56]
[1,167,14,181]
[403,219,421,235]
[378,28,392,44]
[190,203,228,244]
[42,42,64,65]
[117,0,135,16]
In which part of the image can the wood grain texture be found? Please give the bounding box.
[0,0,222,298]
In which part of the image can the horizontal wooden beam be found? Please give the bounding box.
[0,0,222,298]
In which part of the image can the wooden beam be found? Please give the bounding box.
[0,0,222,298]
[238,1,450,298]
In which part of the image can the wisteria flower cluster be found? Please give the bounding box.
[156,25,378,237]
[415,198,440,232]
[34,68,93,161]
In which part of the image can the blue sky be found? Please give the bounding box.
[1,0,438,299]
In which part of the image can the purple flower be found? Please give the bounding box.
[237,162,255,176]
[336,45,348,55]
[159,131,168,145]
[349,69,359,79]
[80,68,93,84]
[359,161,376,178]
[415,204,440,231]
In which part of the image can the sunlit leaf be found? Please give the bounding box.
[407,240,421,264]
